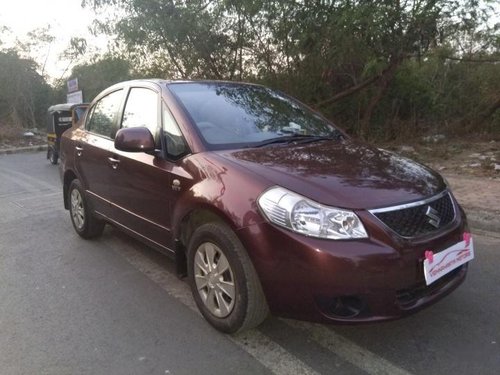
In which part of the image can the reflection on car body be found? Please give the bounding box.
[46,103,88,165]
[60,79,473,333]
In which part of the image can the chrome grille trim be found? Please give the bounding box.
[368,190,450,214]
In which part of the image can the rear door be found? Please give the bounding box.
[74,89,124,216]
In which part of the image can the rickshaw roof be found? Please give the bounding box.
[48,103,89,114]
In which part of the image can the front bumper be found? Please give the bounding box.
[236,208,468,323]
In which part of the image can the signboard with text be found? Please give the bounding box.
[67,90,83,104]
[67,78,79,93]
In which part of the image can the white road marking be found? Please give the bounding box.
[10,192,60,209]
[232,330,319,375]
[107,238,320,375]
[107,233,415,375]
[286,320,414,375]
[0,166,58,194]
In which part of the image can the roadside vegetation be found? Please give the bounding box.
[0,0,499,144]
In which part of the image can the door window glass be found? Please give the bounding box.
[122,88,159,142]
[87,90,123,138]
[163,102,188,158]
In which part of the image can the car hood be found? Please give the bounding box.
[217,140,445,210]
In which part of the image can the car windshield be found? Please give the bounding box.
[168,82,342,150]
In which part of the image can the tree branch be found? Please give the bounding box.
[315,71,384,108]
[444,56,500,63]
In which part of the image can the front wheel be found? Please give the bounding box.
[187,222,269,333]
[68,179,105,239]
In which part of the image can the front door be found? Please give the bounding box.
[106,86,178,251]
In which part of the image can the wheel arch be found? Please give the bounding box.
[63,170,78,209]
[174,205,239,278]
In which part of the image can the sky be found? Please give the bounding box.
[0,0,106,80]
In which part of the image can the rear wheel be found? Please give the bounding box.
[187,222,269,333]
[68,179,105,239]
[48,148,58,165]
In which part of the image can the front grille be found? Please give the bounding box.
[371,192,455,237]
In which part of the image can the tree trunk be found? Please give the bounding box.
[359,60,400,139]
[481,97,500,120]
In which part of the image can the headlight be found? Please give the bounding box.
[258,186,368,239]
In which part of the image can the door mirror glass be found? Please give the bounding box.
[114,127,155,153]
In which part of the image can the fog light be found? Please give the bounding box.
[326,296,366,318]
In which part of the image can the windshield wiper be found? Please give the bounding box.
[291,134,344,145]
[252,133,343,148]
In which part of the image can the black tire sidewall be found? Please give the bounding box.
[187,223,249,334]
[49,150,58,164]
[67,179,105,239]
[68,180,88,236]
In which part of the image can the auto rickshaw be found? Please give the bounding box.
[46,103,88,164]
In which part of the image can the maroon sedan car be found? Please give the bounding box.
[60,79,474,333]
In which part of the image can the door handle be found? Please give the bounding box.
[75,146,83,157]
[108,157,120,169]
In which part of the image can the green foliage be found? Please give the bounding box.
[0,50,53,129]
[80,0,499,139]
[2,1,499,140]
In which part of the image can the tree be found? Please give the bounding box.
[84,0,255,80]
[14,25,56,77]
[57,37,88,81]
[82,0,499,138]
[64,56,134,102]
[0,50,52,129]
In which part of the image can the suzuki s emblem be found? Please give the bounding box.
[425,206,441,228]
[172,179,181,191]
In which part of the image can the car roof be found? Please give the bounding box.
[103,78,264,89]
[90,79,265,105]
[48,103,89,113]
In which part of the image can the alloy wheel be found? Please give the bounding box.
[194,242,236,318]
[70,189,85,230]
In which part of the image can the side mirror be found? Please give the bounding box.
[115,127,155,153]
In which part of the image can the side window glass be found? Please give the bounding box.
[163,102,188,158]
[121,88,159,143]
[86,90,123,138]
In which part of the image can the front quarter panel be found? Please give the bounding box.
[171,153,271,238]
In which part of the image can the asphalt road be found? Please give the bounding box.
[1,151,499,375]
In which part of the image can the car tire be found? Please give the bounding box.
[68,179,105,239]
[187,222,269,333]
[48,148,58,165]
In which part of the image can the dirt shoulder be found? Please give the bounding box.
[0,128,46,150]
[381,137,500,180]
[2,130,499,180]
[1,131,498,230]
